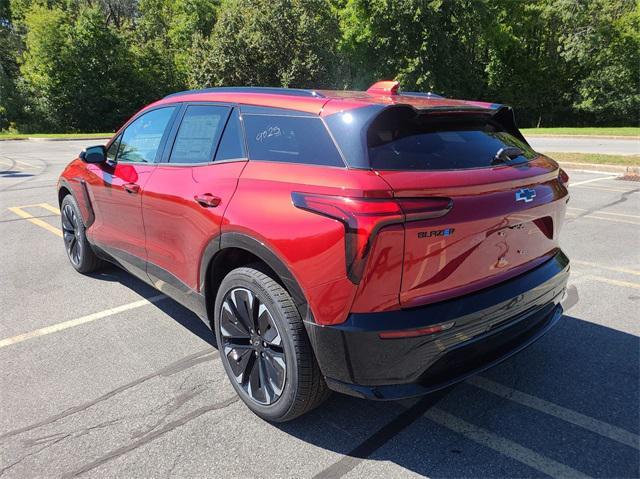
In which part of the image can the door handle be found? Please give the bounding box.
[123,183,140,194]
[194,193,221,208]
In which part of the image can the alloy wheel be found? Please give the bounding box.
[61,204,82,266]
[220,288,287,405]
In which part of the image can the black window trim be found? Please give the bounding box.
[105,101,349,169]
[242,112,348,169]
[212,107,248,164]
[107,133,123,162]
[156,101,249,167]
[114,105,181,165]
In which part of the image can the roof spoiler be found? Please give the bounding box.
[366,80,444,99]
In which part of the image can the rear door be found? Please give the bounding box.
[368,110,568,308]
[142,104,247,300]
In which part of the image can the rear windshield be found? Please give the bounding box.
[368,108,536,171]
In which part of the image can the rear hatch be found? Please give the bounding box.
[368,107,569,308]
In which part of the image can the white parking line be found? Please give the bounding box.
[426,408,593,479]
[571,185,636,193]
[0,295,166,349]
[467,376,639,450]
[567,207,640,220]
[565,212,640,225]
[571,260,640,277]
[570,175,618,187]
[586,275,640,290]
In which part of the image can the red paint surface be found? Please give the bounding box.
[59,88,568,326]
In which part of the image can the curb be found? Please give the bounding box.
[27,137,111,142]
[524,134,639,140]
[0,137,110,142]
[558,161,639,175]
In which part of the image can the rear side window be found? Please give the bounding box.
[214,108,245,161]
[170,105,229,164]
[368,108,536,171]
[244,115,343,167]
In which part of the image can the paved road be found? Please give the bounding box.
[528,136,640,156]
[1,140,639,478]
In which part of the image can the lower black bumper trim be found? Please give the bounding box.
[325,304,562,400]
[305,250,569,399]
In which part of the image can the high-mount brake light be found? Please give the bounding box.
[291,192,452,284]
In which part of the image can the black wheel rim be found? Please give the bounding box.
[220,288,286,405]
[61,204,82,266]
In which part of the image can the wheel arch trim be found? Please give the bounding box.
[58,177,95,228]
[199,232,311,321]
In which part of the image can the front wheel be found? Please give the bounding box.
[214,266,329,422]
[60,194,103,273]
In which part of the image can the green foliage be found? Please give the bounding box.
[557,0,639,123]
[136,0,218,84]
[187,0,341,88]
[0,0,23,129]
[339,0,493,97]
[19,5,141,131]
[338,0,638,127]
[1,0,638,132]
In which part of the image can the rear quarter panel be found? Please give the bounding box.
[223,161,392,325]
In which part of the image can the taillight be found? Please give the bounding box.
[291,192,452,283]
[559,168,569,186]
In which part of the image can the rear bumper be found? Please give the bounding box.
[304,250,569,400]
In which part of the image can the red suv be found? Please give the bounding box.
[58,81,570,421]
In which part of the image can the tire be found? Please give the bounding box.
[60,194,103,273]
[214,266,330,422]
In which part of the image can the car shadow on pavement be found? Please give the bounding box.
[276,315,639,478]
[79,267,639,478]
[86,264,216,347]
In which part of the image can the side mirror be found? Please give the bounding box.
[80,145,107,164]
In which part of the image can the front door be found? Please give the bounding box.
[86,106,177,276]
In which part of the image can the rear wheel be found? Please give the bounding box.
[214,266,329,421]
[60,194,103,273]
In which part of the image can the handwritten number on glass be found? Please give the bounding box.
[256,126,281,142]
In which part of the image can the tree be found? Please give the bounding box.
[556,0,639,124]
[481,0,578,127]
[0,0,23,129]
[20,5,141,131]
[3,0,638,131]
[338,0,494,96]
[187,0,341,89]
[136,0,219,86]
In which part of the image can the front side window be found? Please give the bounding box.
[118,107,175,163]
[244,115,344,167]
[169,105,230,164]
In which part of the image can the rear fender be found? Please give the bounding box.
[199,232,310,321]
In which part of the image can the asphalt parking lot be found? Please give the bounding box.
[1,139,639,478]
